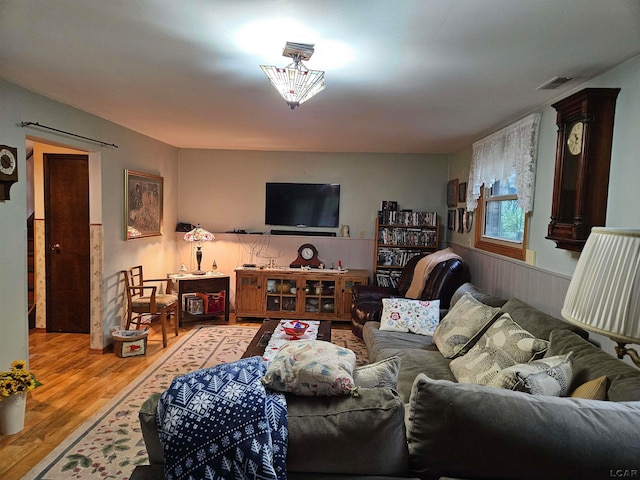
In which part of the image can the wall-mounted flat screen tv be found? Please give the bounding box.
[265,183,340,228]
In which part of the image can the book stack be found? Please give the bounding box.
[378,210,437,226]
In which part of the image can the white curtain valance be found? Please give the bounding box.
[466,112,542,213]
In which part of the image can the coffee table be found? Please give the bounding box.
[242,319,332,358]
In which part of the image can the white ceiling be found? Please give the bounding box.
[1,0,640,154]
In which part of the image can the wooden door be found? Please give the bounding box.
[44,154,90,333]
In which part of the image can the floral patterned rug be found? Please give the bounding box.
[24,324,367,480]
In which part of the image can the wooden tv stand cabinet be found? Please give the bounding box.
[235,267,369,322]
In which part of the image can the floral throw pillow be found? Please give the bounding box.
[449,313,550,386]
[262,340,356,396]
[433,292,501,358]
[380,298,440,336]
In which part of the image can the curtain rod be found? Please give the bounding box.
[20,121,119,148]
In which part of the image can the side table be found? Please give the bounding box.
[169,272,230,326]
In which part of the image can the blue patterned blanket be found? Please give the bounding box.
[157,356,288,479]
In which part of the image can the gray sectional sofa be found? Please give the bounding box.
[133,283,640,480]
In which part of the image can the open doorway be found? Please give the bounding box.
[28,139,104,348]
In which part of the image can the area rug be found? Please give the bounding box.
[24,325,368,480]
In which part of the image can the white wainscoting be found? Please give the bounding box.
[449,244,570,319]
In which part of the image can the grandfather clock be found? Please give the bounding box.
[546,88,620,252]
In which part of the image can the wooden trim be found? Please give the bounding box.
[474,186,527,261]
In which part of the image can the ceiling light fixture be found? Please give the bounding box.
[260,42,325,109]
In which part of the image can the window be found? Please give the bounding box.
[467,113,540,261]
[474,179,528,260]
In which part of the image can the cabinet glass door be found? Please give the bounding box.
[266,277,297,313]
[304,279,335,314]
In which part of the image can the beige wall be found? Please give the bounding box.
[0,78,179,365]
[176,149,450,301]
[177,149,450,240]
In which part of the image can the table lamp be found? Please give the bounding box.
[183,224,215,275]
[562,227,640,367]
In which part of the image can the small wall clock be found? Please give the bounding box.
[290,243,322,268]
[0,145,18,201]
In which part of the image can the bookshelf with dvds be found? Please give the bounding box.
[374,210,439,288]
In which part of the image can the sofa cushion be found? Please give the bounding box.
[486,352,573,396]
[406,374,640,480]
[139,393,164,464]
[363,321,434,363]
[380,298,440,335]
[449,313,549,385]
[433,292,501,358]
[500,297,587,341]
[449,282,507,309]
[353,356,401,389]
[286,388,409,476]
[263,340,356,396]
[546,329,640,401]
[362,322,455,402]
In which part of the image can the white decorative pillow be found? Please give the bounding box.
[262,340,356,396]
[433,293,501,358]
[380,298,440,335]
[449,313,550,386]
[353,356,401,389]
[487,352,574,396]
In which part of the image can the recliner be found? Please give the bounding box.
[350,255,468,338]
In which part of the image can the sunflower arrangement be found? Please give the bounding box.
[0,360,42,400]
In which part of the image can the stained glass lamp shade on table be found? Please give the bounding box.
[183,224,215,275]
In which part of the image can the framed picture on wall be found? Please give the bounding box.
[447,179,458,207]
[458,182,467,204]
[457,208,465,233]
[447,209,456,231]
[124,169,163,240]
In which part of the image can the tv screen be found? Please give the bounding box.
[265,183,340,228]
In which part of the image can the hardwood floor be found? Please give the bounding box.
[0,314,262,480]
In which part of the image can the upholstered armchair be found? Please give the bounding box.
[350,254,468,338]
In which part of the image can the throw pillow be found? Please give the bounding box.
[353,356,401,389]
[449,313,550,386]
[379,298,440,335]
[433,292,501,358]
[487,352,574,396]
[570,375,607,400]
[262,340,357,396]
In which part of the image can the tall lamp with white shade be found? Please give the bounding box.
[562,228,640,367]
[183,224,215,275]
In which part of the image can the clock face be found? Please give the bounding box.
[566,122,583,156]
[0,148,17,175]
[301,247,315,260]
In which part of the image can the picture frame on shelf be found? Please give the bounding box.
[124,169,164,240]
[447,179,458,207]
[458,182,467,204]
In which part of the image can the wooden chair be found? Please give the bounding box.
[123,265,179,348]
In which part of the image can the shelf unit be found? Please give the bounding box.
[235,268,369,322]
[169,273,230,325]
[374,211,439,287]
